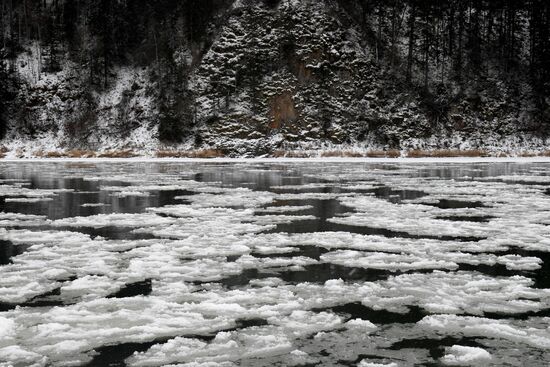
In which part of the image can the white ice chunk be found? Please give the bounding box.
[0,346,47,367]
[419,315,550,349]
[440,345,492,366]
[358,361,399,367]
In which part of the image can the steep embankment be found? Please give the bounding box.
[0,0,548,157]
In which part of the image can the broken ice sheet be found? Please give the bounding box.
[418,314,550,349]
[0,161,550,366]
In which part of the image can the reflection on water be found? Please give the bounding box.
[0,161,539,209]
[0,178,190,220]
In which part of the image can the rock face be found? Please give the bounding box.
[0,0,548,155]
[193,0,381,154]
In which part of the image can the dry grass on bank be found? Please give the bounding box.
[268,148,550,158]
[518,150,550,157]
[518,152,538,157]
[406,149,489,158]
[33,149,136,158]
[273,149,401,158]
[33,149,97,158]
[3,147,550,159]
[320,150,364,158]
[66,149,97,158]
[155,149,225,158]
[270,148,550,159]
[97,150,137,158]
[34,150,65,158]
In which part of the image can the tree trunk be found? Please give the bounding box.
[391,2,397,69]
[376,3,383,63]
[1,0,5,49]
[406,3,416,83]
[448,4,454,58]
[37,23,42,80]
[456,3,464,81]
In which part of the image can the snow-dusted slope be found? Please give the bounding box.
[1,0,548,156]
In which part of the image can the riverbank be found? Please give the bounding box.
[1,147,550,160]
[2,156,550,164]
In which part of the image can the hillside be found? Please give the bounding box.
[0,0,549,156]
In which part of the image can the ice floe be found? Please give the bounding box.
[419,314,550,349]
[440,345,492,366]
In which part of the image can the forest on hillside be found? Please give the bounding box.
[0,0,549,155]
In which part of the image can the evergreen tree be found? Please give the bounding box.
[0,53,12,139]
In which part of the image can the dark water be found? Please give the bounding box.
[0,240,27,265]
[0,178,190,220]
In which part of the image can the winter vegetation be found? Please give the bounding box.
[0,0,548,157]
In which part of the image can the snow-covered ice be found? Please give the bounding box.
[440,345,492,366]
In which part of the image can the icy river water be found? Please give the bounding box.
[1,161,550,366]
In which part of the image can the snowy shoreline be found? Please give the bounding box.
[2,156,550,163]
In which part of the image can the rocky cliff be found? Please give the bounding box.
[0,0,548,156]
